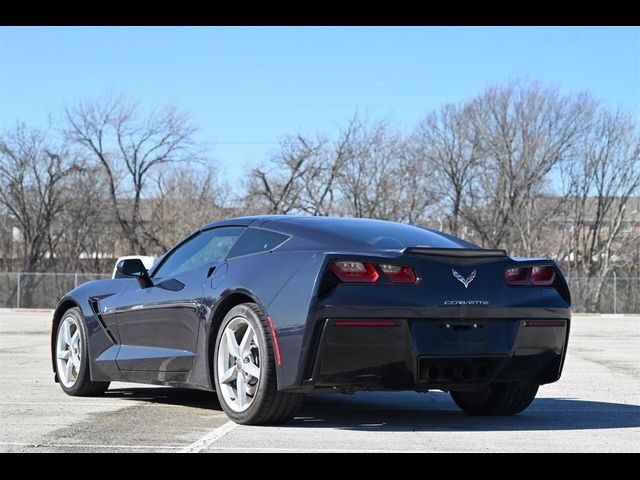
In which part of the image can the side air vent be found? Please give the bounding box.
[88,298,118,344]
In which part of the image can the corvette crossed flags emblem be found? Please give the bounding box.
[452,269,477,288]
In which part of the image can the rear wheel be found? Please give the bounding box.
[55,307,110,396]
[451,383,538,416]
[213,303,304,425]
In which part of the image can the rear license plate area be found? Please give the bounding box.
[439,321,486,345]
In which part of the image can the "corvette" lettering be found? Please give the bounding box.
[443,300,490,305]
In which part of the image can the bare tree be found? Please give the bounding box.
[247,115,440,222]
[461,81,594,253]
[0,125,82,306]
[54,165,116,273]
[246,134,327,215]
[334,118,396,218]
[560,108,640,310]
[334,116,438,222]
[295,121,358,216]
[0,203,13,271]
[0,124,80,272]
[394,139,441,224]
[413,102,481,236]
[145,166,231,252]
[64,96,199,254]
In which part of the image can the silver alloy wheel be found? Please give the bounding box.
[56,315,82,388]
[217,316,261,412]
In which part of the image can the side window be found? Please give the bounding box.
[153,227,245,278]
[228,228,289,258]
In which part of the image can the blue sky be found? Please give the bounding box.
[1,26,638,184]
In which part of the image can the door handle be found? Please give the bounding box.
[207,266,217,278]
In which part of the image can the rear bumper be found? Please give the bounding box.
[301,317,569,392]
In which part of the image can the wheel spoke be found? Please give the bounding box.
[58,363,66,384]
[57,350,70,360]
[225,329,240,358]
[71,354,81,371]
[71,330,80,348]
[243,362,260,380]
[63,321,72,346]
[239,327,253,356]
[65,358,73,380]
[220,367,237,384]
[236,375,246,408]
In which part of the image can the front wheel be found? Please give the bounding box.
[451,383,538,416]
[54,307,110,396]
[213,303,304,425]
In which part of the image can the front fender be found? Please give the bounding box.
[51,279,130,380]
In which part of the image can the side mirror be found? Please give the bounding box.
[116,259,153,289]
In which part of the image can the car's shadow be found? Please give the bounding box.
[104,387,640,432]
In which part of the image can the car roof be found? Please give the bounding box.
[199,215,476,248]
[202,215,413,230]
[200,215,290,230]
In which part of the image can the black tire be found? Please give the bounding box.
[213,303,304,425]
[451,383,538,416]
[54,307,110,396]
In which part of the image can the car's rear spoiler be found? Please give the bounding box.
[403,247,508,258]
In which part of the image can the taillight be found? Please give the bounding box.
[505,266,557,286]
[504,267,528,285]
[530,266,556,286]
[329,261,418,284]
[378,264,418,284]
[330,260,379,283]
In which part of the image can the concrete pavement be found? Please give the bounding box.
[1,312,638,452]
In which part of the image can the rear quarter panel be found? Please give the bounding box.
[203,250,326,390]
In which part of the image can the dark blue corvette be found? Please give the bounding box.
[51,216,571,424]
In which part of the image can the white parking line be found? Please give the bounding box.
[0,401,191,407]
[205,446,451,453]
[0,442,182,450]
[179,421,239,453]
[0,441,448,453]
[0,401,126,405]
[0,401,232,413]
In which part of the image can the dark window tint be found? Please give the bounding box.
[153,227,245,278]
[228,228,289,258]
[295,218,471,249]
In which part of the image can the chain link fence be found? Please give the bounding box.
[567,277,640,314]
[0,273,111,309]
[0,272,638,313]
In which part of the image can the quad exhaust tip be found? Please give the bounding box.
[421,359,498,383]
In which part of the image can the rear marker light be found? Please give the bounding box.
[530,266,556,286]
[330,260,379,283]
[524,320,566,327]
[378,264,418,284]
[267,316,282,366]
[334,321,400,327]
